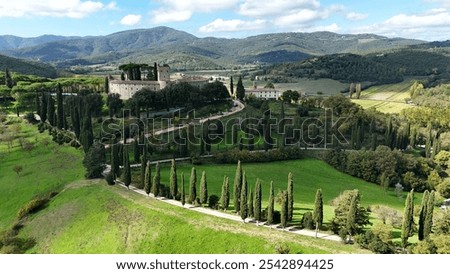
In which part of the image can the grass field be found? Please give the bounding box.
[151,159,413,228]
[0,119,84,231]
[21,181,368,254]
[352,79,416,113]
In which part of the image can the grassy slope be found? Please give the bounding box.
[155,159,411,226]
[352,79,415,113]
[21,181,367,254]
[0,121,84,230]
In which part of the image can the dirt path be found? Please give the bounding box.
[117,182,341,242]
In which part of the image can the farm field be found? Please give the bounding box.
[352,79,416,113]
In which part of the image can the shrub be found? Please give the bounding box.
[24,112,38,124]
[262,207,281,224]
[208,195,220,209]
[16,196,52,220]
[105,172,115,185]
[301,212,315,229]
[275,244,291,254]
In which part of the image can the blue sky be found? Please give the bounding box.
[1,0,450,41]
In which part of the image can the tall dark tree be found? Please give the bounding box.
[133,137,141,163]
[170,159,178,199]
[280,190,288,228]
[236,76,245,101]
[83,141,105,179]
[111,144,120,179]
[80,105,93,153]
[181,173,185,206]
[221,176,230,210]
[152,162,161,197]
[5,68,14,88]
[140,143,148,188]
[233,160,243,213]
[47,94,55,126]
[240,172,248,222]
[254,179,262,222]
[313,189,324,237]
[122,145,131,189]
[287,172,294,221]
[401,189,415,247]
[230,76,234,97]
[153,62,158,81]
[267,181,274,225]
[56,84,64,129]
[200,170,208,204]
[40,93,48,122]
[144,160,151,196]
[69,98,81,139]
[189,167,197,204]
[248,189,254,218]
[346,190,359,241]
[424,190,435,239]
[418,190,430,241]
[104,76,110,93]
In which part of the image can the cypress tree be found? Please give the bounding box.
[287,172,294,221]
[80,106,93,152]
[401,189,415,247]
[169,159,178,199]
[144,160,151,196]
[267,181,274,225]
[189,167,197,204]
[104,76,109,93]
[220,176,230,210]
[181,173,185,206]
[56,84,64,129]
[40,93,48,122]
[47,94,55,126]
[200,170,208,204]
[313,189,323,237]
[346,190,359,241]
[232,123,238,145]
[236,76,245,100]
[418,190,430,241]
[140,143,147,188]
[240,172,248,222]
[153,62,158,81]
[123,145,131,189]
[5,68,14,88]
[230,76,234,97]
[254,179,262,222]
[248,189,254,218]
[133,138,140,163]
[424,190,435,239]
[111,144,120,179]
[233,160,243,213]
[70,99,80,139]
[152,162,160,197]
[280,191,288,228]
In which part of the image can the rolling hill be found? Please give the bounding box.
[0,53,57,78]
[0,27,424,69]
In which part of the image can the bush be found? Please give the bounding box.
[16,192,57,220]
[208,195,220,209]
[262,207,281,224]
[105,172,115,185]
[355,230,396,254]
[214,147,303,164]
[301,211,315,229]
[24,112,38,124]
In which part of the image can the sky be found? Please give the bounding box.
[1,0,450,41]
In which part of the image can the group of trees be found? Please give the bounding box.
[129,80,230,114]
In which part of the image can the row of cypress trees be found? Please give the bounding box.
[113,152,325,229]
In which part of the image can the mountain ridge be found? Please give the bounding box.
[0,26,426,69]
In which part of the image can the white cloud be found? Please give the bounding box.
[152,0,238,23]
[0,0,107,18]
[106,1,117,10]
[120,14,142,26]
[301,23,341,33]
[238,0,320,17]
[275,9,328,26]
[346,12,368,21]
[199,18,267,33]
[352,8,450,40]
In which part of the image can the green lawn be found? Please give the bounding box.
[0,120,84,231]
[21,181,367,254]
[150,159,411,227]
